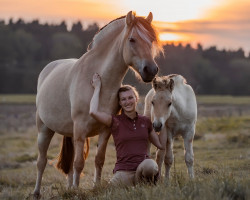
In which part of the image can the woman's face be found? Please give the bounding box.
[119,89,137,112]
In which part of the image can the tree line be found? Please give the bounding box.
[0,19,250,95]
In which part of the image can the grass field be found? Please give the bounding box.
[0,96,249,199]
[1,94,250,105]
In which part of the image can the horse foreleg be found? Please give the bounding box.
[94,129,111,185]
[33,123,54,198]
[164,134,174,181]
[156,149,165,178]
[72,122,86,188]
[156,127,168,179]
[183,133,195,179]
[67,138,74,188]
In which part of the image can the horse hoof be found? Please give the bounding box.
[33,191,41,199]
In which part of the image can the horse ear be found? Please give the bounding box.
[168,79,174,92]
[146,12,153,23]
[126,11,135,26]
[152,77,158,90]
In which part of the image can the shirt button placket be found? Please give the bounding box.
[133,120,136,130]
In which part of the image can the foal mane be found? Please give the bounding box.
[153,74,187,91]
[87,13,162,55]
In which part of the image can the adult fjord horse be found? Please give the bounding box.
[34,11,161,197]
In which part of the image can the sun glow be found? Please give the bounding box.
[159,32,181,42]
[123,0,219,22]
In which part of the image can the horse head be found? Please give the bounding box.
[151,76,174,132]
[122,11,162,82]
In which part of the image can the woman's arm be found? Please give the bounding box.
[149,128,167,150]
[89,73,112,127]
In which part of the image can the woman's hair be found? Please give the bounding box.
[117,85,139,101]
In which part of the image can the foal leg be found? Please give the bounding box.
[156,149,165,178]
[94,129,111,184]
[33,115,54,198]
[156,127,167,179]
[183,130,195,178]
[164,134,174,180]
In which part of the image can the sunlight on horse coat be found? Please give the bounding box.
[33,11,161,198]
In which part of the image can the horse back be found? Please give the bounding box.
[171,75,197,122]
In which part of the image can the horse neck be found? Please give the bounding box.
[88,23,128,90]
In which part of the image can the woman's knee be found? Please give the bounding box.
[140,159,158,176]
[136,159,159,184]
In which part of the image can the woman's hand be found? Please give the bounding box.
[91,73,101,89]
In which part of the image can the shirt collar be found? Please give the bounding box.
[121,110,138,121]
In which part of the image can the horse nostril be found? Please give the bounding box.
[143,65,149,73]
[159,123,162,129]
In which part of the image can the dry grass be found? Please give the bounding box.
[0,100,250,199]
[0,117,249,200]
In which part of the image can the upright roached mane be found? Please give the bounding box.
[33,11,161,198]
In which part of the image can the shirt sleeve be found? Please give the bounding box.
[110,115,119,134]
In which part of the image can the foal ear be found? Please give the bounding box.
[146,12,153,24]
[126,11,135,26]
[168,79,174,92]
[152,77,158,90]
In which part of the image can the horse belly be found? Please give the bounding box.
[37,61,74,135]
[37,94,73,135]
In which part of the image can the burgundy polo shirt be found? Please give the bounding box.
[110,111,153,173]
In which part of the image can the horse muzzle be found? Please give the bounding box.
[141,62,158,82]
[153,121,162,132]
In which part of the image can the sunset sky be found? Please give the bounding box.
[1,0,250,54]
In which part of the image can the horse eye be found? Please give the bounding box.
[168,102,172,107]
[129,38,136,43]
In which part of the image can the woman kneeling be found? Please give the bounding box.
[90,73,166,186]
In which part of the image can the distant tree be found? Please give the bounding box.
[0,18,250,95]
[50,32,82,59]
[228,59,250,95]
[71,21,83,33]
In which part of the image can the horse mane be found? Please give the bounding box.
[87,13,162,56]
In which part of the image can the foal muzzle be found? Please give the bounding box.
[153,121,162,132]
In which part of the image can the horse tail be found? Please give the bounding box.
[56,136,74,175]
[56,136,90,175]
[84,138,90,160]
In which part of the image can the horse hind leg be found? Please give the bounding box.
[164,136,174,181]
[33,114,55,198]
[56,136,74,188]
[65,136,88,188]
[183,132,195,179]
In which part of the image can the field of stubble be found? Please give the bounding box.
[0,95,249,200]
